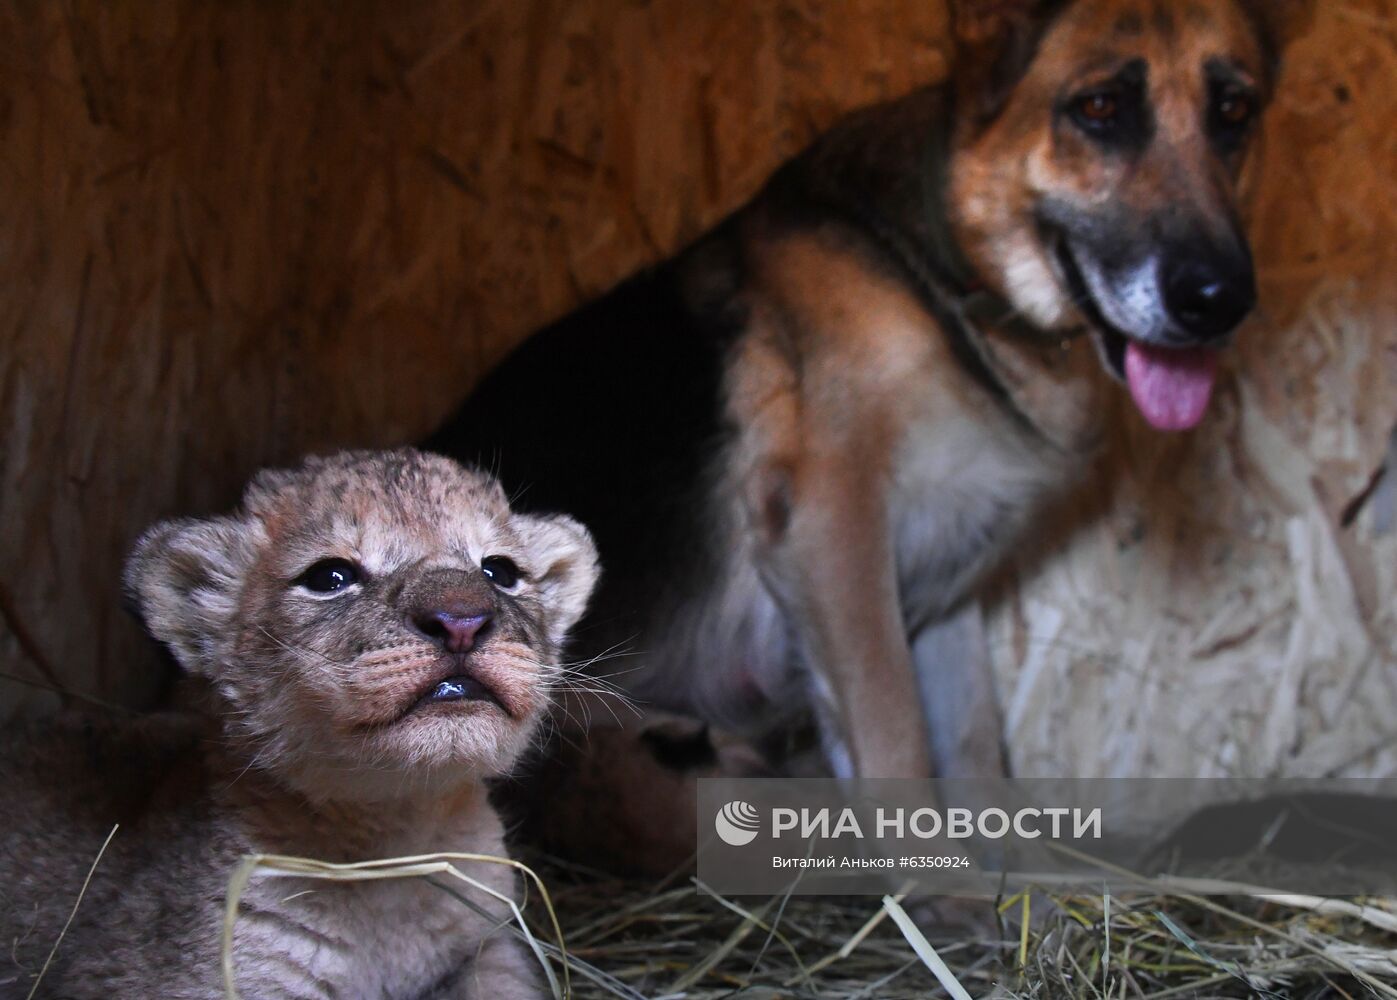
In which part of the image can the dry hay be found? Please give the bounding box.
[27,841,1393,999]
[529,862,1397,999]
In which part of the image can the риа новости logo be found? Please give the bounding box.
[715,801,761,846]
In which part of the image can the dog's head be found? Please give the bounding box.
[947,0,1313,430]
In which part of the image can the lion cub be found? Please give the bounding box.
[0,449,598,999]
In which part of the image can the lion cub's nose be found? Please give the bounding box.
[414,609,492,654]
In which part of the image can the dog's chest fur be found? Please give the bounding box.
[889,402,1061,631]
[652,231,1070,729]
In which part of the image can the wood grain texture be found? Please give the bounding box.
[1,1,1393,778]
[0,0,948,712]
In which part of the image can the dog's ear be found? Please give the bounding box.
[950,0,1071,125]
[515,513,600,650]
[124,515,262,675]
[951,0,1046,47]
[1238,0,1316,79]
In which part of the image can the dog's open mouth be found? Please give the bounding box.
[1051,237,1220,432]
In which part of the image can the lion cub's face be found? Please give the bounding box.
[126,450,598,802]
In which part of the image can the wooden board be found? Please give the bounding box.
[2,0,1393,778]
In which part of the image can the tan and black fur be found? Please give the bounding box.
[0,450,597,999]
[428,0,1312,782]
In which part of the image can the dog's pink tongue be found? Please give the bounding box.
[1124,342,1218,431]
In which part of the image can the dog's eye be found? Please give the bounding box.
[481,555,521,589]
[1069,88,1137,140]
[1215,90,1254,127]
[1208,83,1259,153]
[1067,59,1147,145]
[1076,92,1118,123]
[296,558,361,594]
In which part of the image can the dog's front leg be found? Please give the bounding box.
[912,601,1008,778]
[756,462,932,779]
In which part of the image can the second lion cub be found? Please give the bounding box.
[0,449,598,999]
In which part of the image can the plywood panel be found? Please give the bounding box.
[1,1,1393,781]
[0,0,949,711]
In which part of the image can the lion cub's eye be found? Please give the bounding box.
[481,555,521,589]
[295,558,362,594]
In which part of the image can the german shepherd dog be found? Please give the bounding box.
[427,0,1313,780]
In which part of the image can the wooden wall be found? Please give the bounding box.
[0,0,948,712]
[2,1,1394,778]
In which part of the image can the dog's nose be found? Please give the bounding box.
[413,609,492,654]
[1163,255,1256,341]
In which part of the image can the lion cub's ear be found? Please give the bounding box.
[124,515,263,674]
[516,513,600,650]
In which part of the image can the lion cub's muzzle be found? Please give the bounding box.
[399,568,508,714]
[412,606,492,654]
